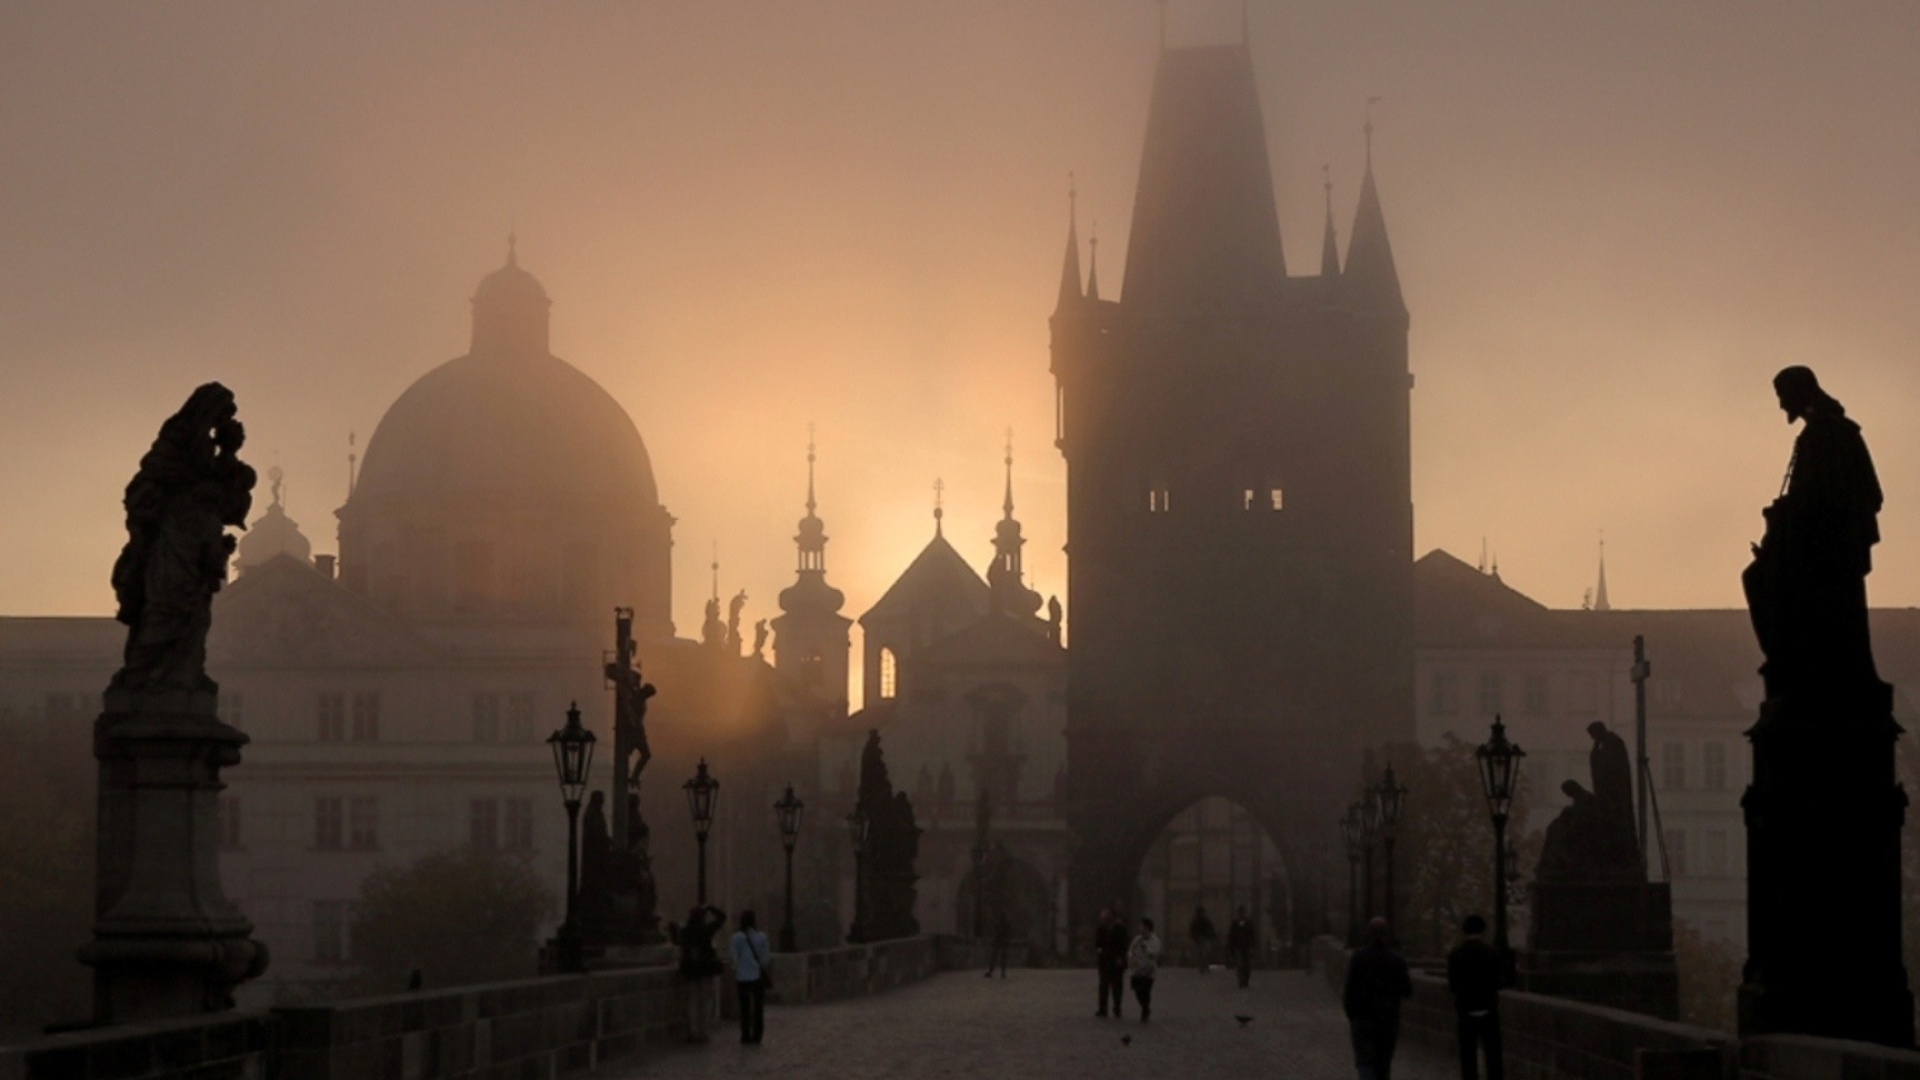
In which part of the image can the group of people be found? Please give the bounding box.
[671,905,773,1046]
[1090,904,1261,1022]
[1342,915,1507,1080]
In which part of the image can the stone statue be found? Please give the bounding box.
[727,589,748,654]
[752,618,769,660]
[1742,365,1883,698]
[849,729,921,942]
[701,595,726,647]
[1534,723,1642,883]
[108,383,256,699]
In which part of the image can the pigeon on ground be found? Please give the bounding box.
[1235,1014,1253,1026]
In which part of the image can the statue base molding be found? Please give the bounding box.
[81,705,267,1025]
[1523,880,1678,1020]
[1739,685,1913,1048]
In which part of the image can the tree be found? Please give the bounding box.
[1673,918,1740,1031]
[349,848,554,992]
[1371,735,1537,958]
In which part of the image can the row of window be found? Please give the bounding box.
[310,691,541,743]
[1664,826,1736,878]
[217,796,537,854]
[1141,485,1285,514]
[1661,740,1732,792]
[1429,670,1601,718]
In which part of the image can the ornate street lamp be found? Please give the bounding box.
[1359,788,1380,930]
[774,784,805,952]
[546,702,596,972]
[684,759,720,905]
[1339,803,1363,946]
[1475,716,1526,954]
[845,805,870,943]
[1374,764,1409,934]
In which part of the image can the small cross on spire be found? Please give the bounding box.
[933,477,945,536]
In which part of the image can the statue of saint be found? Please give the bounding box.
[1743,366,1883,698]
[1535,724,1643,883]
[108,384,256,699]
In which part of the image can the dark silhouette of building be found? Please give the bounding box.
[1053,42,1413,941]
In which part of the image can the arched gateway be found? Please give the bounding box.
[1051,41,1414,948]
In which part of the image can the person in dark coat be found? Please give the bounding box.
[1094,906,1128,1017]
[1189,904,1219,972]
[1343,917,1413,1080]
[985,908,1012,978]
[677,904,726,1043]
[1447,914,1505,1080]
[1226,905,1258,989]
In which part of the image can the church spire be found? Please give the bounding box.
[989,431,1044,619]
[1594,536,1611,612]
[933,477,945,538]
[1344,108,1405,315]
[1086,228,1102,301]
[1055,181,1083,312]
[778,426,846,620]
[1320,166,1340,278]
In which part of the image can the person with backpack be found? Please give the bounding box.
[729,909,773,1045]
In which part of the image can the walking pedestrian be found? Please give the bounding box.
[1128,917,1162,1023]
[729,909,772,1045]
[1447,914,1505,1080]
[1343,917,1413,1080]
[985,908,1012,978]
[1094,906,1128,1018]
[677,904,726,1043]
[1226,905,1257,989]
[1189,904,1218,972]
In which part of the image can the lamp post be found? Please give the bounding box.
[1359,790,1379,928]
[1475,716,1526,956]
[1339,803,1363,946]
[774,784,804,952]
[683,759,719,905]
[1374,764,1408,934]
[546,702,596,972]
[845,805,870,943]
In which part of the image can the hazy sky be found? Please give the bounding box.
[3,0,1919,646]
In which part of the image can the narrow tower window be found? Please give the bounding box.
[879,647,898,700]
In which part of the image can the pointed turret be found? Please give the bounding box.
[1320,168,1341,278]
[1344,122,1405,314]
[773,429,852,704]
[988,432,1044,619]
[1594,538,1611,612]
[1086,232,1102,301]
[1055,187,1083,312]
[1121,44,1286,312]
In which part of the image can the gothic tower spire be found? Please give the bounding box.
[1344,110,1405,314]
[1056,182,1083,312]
[1320,165,1341,278]
[989,431,1044,618]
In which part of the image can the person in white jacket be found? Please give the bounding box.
[1127,918,1163,1022]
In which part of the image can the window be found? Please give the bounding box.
[1568,671,1598,715]
[1148,486,1170,513]
[313,901,349,964]
[218,692,245,729]
[315,797,344,850]
[350,692,380,742]
[1478,673,1503,717]
[470,799,499,850]
[878,648,898,701]
[1702,742,1727,791]
[219,797,242,851]
[1522,674,1549,717]
[1665,829,1688,877]
[1269,487,1284,511]
[472,693,501,743]
[504,799,534,851]
[1661,741,1686,790]
[1703,830,1728,877]
[1428,671,1459,715]
[317,693,346,741]
[348,797,379,851]
[506,693,537,743]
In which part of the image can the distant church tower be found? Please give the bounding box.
[771,434,852,713]
[1052,42,1414,935]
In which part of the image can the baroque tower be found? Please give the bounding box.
[1052,44,1414,936]
[772,433,852,713]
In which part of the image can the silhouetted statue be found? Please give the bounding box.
[1534,722,1642,884]
[1743,365,1883,699]
[584,609,662,947]
[1738,367,1912,1046]
[701,595,726,647]
[752,618,768,659]
[1587,721,1634,825]
[727,589,748,654]
[108,383,256,698]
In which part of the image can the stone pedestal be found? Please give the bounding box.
[1524,880,1679,1019]
[1738,684,1913,1047]
[79,693,267,1024]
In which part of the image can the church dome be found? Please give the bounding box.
[235,467,312,573]
[351,245,656,505]
[337,244,674,635]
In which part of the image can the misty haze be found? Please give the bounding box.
[2,2,1918,1078]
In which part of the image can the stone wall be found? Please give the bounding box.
[1736,1034,1920,1080]
[0,1011,270,1080]
[742,935,942,1008]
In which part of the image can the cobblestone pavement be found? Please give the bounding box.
[610,968,1452,1079]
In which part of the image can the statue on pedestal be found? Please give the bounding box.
[580,608,662,947]
[1739,367,1912,1047]
[83,383,268,1023]
[849,730,920,942]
